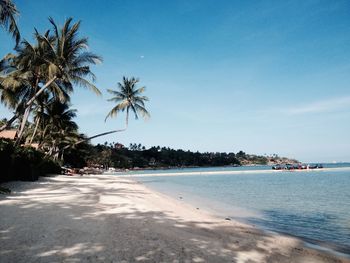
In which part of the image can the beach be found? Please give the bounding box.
[0,175,349,263]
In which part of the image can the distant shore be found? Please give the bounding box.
[1,175,349,262]
[122,166,350,177]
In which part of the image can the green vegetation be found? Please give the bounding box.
[0,1,151,181]
[63,143,296,170]
[81,76,151,141]
[0,138,61,183]
[86,143,240,169]
[0,0,20,44]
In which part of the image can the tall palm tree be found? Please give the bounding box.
[0,0,20,45]
[1,17,102,142]
[0,31,70,133]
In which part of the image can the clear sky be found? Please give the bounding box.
[1,0,350,162]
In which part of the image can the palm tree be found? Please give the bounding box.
[1,17,102,142]
[0,53,35,131]
[105,76,150,128]
[0,0,20,45]
[64,77,150,149]
[31,99,79,160]
[92,76,150,139]
[0,31,69,133]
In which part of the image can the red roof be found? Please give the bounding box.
[0,130,17,140]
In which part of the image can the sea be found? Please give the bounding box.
[117,163,350,257]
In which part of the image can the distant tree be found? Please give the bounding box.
[236,150,246,159]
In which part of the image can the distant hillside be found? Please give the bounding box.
[236,151,299,166]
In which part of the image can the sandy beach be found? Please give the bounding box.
[0,175,349,263]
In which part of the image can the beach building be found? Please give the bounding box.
[0,130,17,140]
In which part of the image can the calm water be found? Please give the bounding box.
[125,164,350,256]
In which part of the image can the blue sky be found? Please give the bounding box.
[1,0,350,162]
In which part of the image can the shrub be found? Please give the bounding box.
[0,139,61,183]
[0,139,14,182]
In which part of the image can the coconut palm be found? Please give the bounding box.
[0,53,35,131]
[90,76,150,139]
[105,76,150,128]
[0,0,20,45]
[32,99,79,159]
[0,31,70,133]
[2,17,102,142]
[62,77,150,150]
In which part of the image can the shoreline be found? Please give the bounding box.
[129,174,350,259]
[1,174,349,262]
[122,166,350,177]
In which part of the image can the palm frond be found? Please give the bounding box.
[69,75,101,95]
[0,0,20,44]
[106,76,150,124]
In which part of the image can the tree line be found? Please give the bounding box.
[63,142,286,169]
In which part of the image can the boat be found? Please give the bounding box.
[272,163,323,170]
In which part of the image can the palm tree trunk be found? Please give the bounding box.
[51,110,131,157]
[64,111,130,150]
[49,128,127,158]
[16,106,31,144]
[0,114,18,132]
[29,117,40,144]
[26,77,57,107]
[125,108,129,129]
[16,77,57,144]
[84,129,127,141]
[60,149,64,161]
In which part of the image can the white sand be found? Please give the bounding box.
[0,175,349,263]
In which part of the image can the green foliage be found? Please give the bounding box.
[62,140,93,168]
[0,0,20,45]
[106,76,150,125]
[0,138,61,183]
[84,143,241,169]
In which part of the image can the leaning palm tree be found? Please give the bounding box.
[0,0,20,45]
[4,17,102,142]
[62,77,150,150]
[0,31,70,133]
[88,76,150,139]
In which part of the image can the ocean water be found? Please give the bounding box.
[125,164,350,256]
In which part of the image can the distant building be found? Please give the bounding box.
[24,143,39,149]
[149,158,156,166]
[0,130,17,140]
[114,143,124,149]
